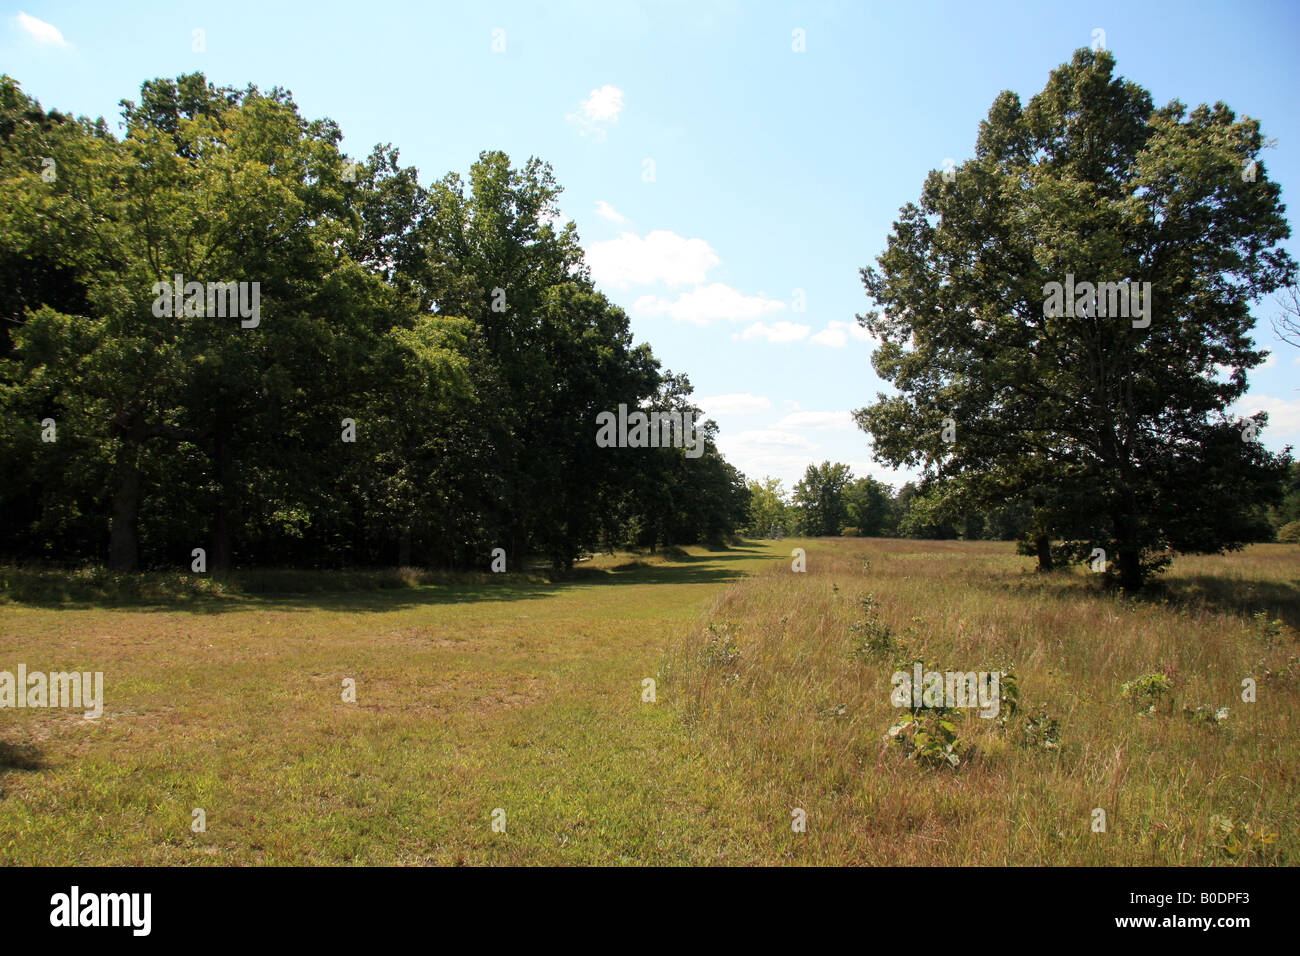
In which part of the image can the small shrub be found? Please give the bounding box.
[1261,655,1298,685]
[1121,672,1174,716]
[701,621,741,670]
[848,594,894,658]
[1208,814,1281,862]
[885,711,968,769]
[1019,706,1062,751]
[883,655,970,769]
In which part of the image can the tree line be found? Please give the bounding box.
[3,51,1296,590]
[745,460,1299,547]
[0,73,748,573]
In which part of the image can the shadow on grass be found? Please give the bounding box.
[0,549,762,615]
[999,564,1300,632]
[1151,574,1300,633]
[0,741,45,774]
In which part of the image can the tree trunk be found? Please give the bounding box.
[108,441,141,572]
[1113,512,1145,592]
[1035,534,1053,572]
[1116,548,1143,593]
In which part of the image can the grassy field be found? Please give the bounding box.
[1,538,1297,865]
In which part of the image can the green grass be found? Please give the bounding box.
[1,539,1296,865]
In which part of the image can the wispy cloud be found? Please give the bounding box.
[772,410,856,430]
[733,320,810,343]
[695,393,773,416]
[725,429,817,451]
[15,11,68,47]
[594,200,627,225]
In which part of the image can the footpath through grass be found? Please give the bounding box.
[2,539,1297,865]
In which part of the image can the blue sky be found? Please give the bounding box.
[4,0,1299,492]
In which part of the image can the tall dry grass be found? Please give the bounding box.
[662,538,1299,864]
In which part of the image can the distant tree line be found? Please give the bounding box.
[743,464,1029,541]
[0,73,748,573]
[747,459,1299,547]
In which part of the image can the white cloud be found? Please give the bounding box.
[773,410,856,430]
[568,85,624,138]
[811,319,875,348]
[698,394,913,492]
[580,84,624,122]
[586,230,720,288]
[1236,394,1300,436]
[586,225,792,333]
[16,11,67,46]
[1261,352,1278,368]
[594,200,627,225]
[695,393,773,416]
[638,283,786,325]
[708,408,915,491]
[733,320,810,343]
[845,459,914,487]
[724,429,818,451]
[731,453,822,484]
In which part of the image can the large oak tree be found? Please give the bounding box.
[856,50,1293,590]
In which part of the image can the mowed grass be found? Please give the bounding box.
[1,539,1296,865]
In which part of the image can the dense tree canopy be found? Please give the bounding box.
[793,461,853,537]
[0,73,749,572]
[855,49,1295,590]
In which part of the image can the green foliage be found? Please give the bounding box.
[1269,463,1300,534]
[1183,704,1230,728]
[744,476,791,537]
[1121,672,1174,715]
[793,461,853,536]
[854,49,1295,590]
[843,476,896,536]
[1019,707,1062,750]
[0,73,749,572]
[1208,814,1281,861]
[885,710,968,769]
[700,621,742,670]
[848,594,895,658]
